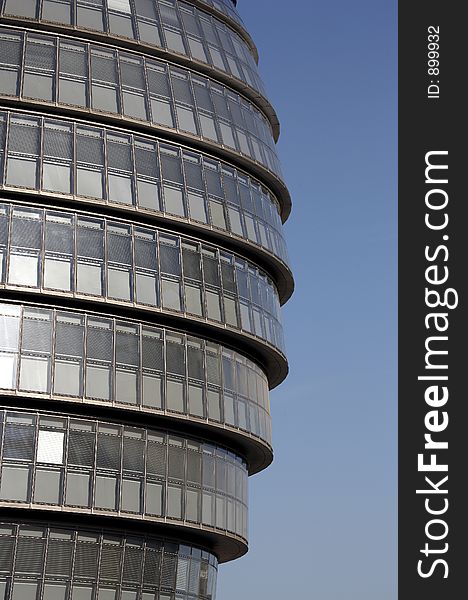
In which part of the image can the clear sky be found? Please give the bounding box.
[218,1,397,599]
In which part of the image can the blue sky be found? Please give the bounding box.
[219,1,397,598]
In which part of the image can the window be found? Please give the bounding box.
[54,360,81,396]
[11,582,38,600]
[123,91,147,120]
[34,469,61,504]
[95,476,117,510]
[37,431,64,464]
[108,174,133,204]
[164,186,185,216]
[162,279,181,311]
[185,284,203,316]
[4,0,36,18]
[6,157,38,189]
[0,353,17,389]
[167,485,182,519]
[116,370,138,405]
[43,163,72,194]
[42,1,72,24]
[19,356,50,392]
[142,374,162,408]
[43,583,68,600]
[186,488,199,522]
[121,479,141,513]
[188,385,204,417]
[77,168,103,199]
[66,472,90,506]
[0,466,30,501]
[151,98,174,127]
[166,379,184,412]
[86,365,111,400]
[146,481,163,515]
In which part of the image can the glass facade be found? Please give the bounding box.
[1,0,263,99]
[0,1,292,597]
[0,27,282,178]
[0,111,290,271]
[0,520,218,600]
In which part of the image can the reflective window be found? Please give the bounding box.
[0,521,218,599]
[0,110,288,267]
[0,409,249,539]
[0,300,273,446]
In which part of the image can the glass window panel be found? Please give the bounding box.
[219,123,236,149]
[136,273,157,306]
[43,583,67,600]
[202,492,213,526]
[121,479,141,513]
[66,472,90,506]
[123,91,147,119]
[199,114,218,141]
[44,257,72,291]
[77,168,103,198]
[209,201,226,229]
[166,379,184,413]
[43,1,72,24]
[165,29,186,54]
[185,284,203,316]
[224,297,238,327]
[86,365,111,400]
[142,374,162,409]
[108,268,131,301]
[207,390,221,421]
[167,485,182,519]
[186,488,199,522]
[137,180,160,211]
[77,262,103,295]
[164,186,185,216]
[23,73,54,102]
[95,476,117,510]
[224,393,235,426]
[19,356,50,392]
[176,105,198,135]
[109,13,134,38]
[54,360,81,396]
[43,162,72,194]
[12,582,38,600]
[162,279,181,311]
[108,174,133,204]
[71,586,93,600]
[0,466,29,501]
[116,370,138,405]
[216,495,225,529]
[146,482,163,515]
[92,85,118,113]
[34,469,61,504]
[37,431,65,464]
[8,254,39,287]
[240,302,252,332]
[0,354,17,389]
[4,0,37,17]
[188,385,204,417]
[206,291,221,322]
[59,78,87,106]
[227,208,243,235]
[6,157,37,188]
[0,68,18,95]
[188,193,207,223]
[188,38,207,62]
[151,98,174,127]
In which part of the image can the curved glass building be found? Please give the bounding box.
[0,1,293,598]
